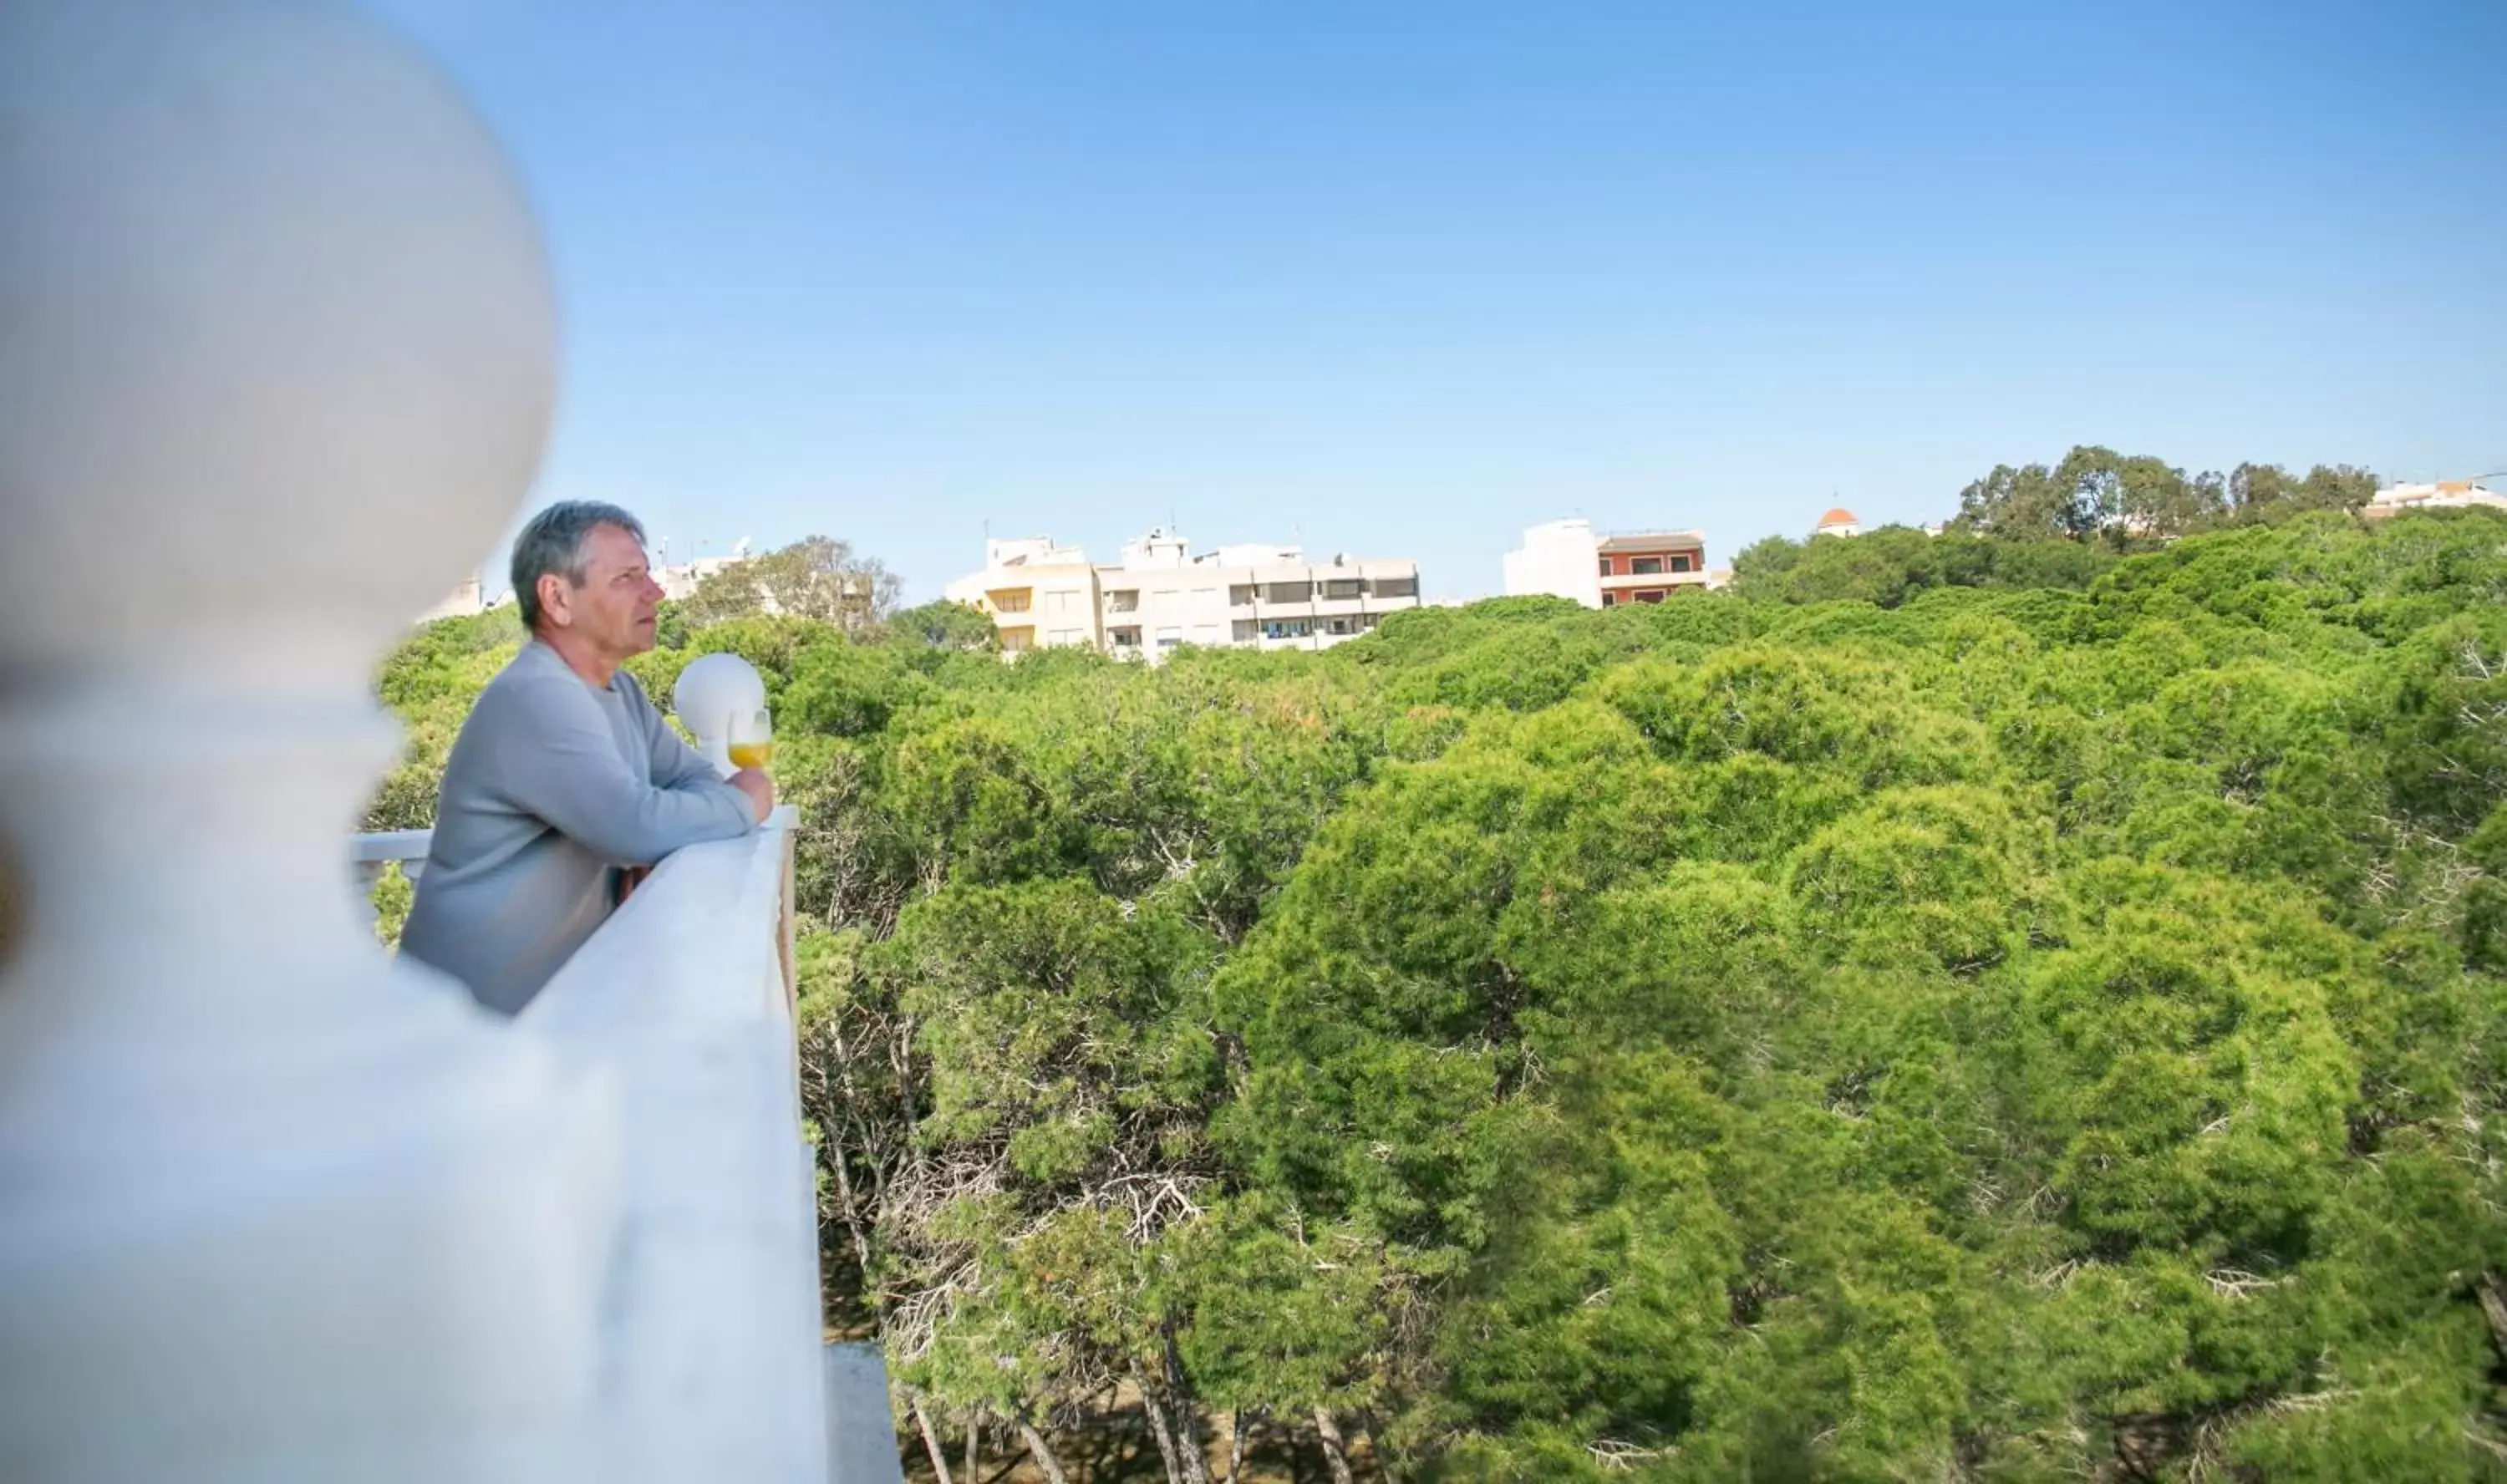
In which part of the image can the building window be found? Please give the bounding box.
[1045,589,1078,615]
[1370,577,1417,599]
[1106,589,1139,613]
[1671,554,1693,573]
[991,590,1032,613]
[1635,590,1666,604]
[1228,585,1256,607]
[1322,579,1361,600]
[1262,619,1310,639]
[1232,620,1259,642]
[1111,628,1140,648]
[1600,592,1619,607]
[1155,626,1182,650]
[1327,617,1353,635]
[1149,589,1181,615]
[1632,556,1664,575]
[1047,628,1086,646]
[1597,556,1613,576]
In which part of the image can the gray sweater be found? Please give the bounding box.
[402,639,756,1015]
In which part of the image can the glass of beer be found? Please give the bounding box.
[727,704,775,772]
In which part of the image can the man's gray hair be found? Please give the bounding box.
[511,500,647,631]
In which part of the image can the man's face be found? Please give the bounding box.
[541,522,663,660]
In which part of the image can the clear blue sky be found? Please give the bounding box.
[373,0,2506,602]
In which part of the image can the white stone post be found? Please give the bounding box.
[0,5,621,1481]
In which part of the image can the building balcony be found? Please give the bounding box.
[1599,567,1711,591]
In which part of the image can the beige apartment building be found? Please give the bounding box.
[943,529,1421,660]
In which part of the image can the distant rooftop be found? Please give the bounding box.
[1816,507,1861,529]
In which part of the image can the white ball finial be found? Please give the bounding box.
[0,0,557,679]
[674,653,770,776]
[0,5,615,1479]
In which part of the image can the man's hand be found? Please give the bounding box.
[730,766,775,823]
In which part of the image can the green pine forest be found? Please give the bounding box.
[370,454,2507,1482]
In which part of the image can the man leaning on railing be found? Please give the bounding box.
[400,501,775,1015]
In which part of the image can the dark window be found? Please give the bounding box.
[1600,592,1618,607]
[1632,556,1663,575]
[1635,590,1667,604]
[1597,556,1612,576]
[1671,553,1693,573]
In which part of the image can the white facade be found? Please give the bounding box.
[2362,481,2507,520]
[1502,519,1607,608]
[653,555,746,602]
[945,528,1422,660]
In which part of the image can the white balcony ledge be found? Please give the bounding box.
[352,808,897,1482]
[521,806,825,1481]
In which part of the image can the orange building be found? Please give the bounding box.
[1594,531,1711,607]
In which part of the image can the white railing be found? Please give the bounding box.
[519,806,833,1482]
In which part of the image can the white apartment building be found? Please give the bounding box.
[653,554,747,602]
[1502,519,1606,607]
[943,529,1422,660]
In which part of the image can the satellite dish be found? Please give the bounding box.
[732,536,752,558]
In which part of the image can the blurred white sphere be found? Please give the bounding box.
[673,653,767,740]
[0,0,557,680]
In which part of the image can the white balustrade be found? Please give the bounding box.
[0,4,887,1474]
[2,3,603,1478]
[522,806,830,1481]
